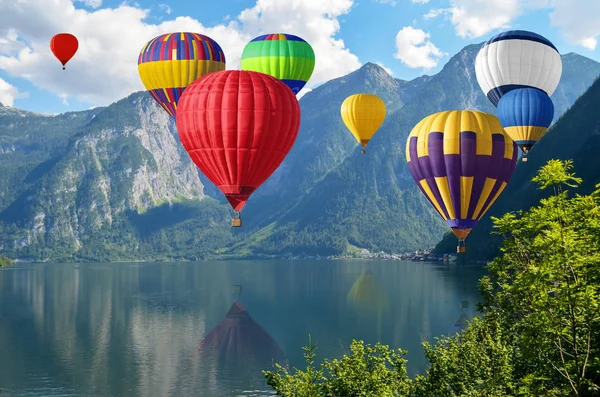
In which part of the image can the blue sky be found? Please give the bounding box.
[0,0,598,114]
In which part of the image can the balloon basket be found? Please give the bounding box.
[231,218,242,227]
[457,245,466,254]
[361,149,366,154]
[522,157,528,162]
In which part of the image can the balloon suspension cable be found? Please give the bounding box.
[232,284,243,301]
[457,238,466,254]
[521,147,529,162]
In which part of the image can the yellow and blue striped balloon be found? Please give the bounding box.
[137,32,226,117]
[496,87,554,156]
[406,110,518,252]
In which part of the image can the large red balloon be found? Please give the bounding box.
[50,33,79,70]
[176,70,301,217]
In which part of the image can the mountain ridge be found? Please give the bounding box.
[0,44,599,261]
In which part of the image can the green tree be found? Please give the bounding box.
[412,316,517,397]
[0,254,12,267]
[263,336,411,396]
[479,159,600,395]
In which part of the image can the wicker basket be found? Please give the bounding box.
[231,218,242,227]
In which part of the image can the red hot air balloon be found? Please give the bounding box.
[50,33,79,70]
[176,70,301,227]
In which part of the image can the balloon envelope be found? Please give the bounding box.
[50,33,79,69]
[175,70,301,213]
[241,33,315,95]
[406,110,518,244]
[475,30,562,106]
[497,87,554,153]
[340,94,386,149]
[137,32,226,117]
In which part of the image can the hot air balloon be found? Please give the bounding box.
[137,32,226,117]
[496,87,554,162]
[340,94,386,154]
[241,33,315,95]
[406,110,518,253]
[195,288,285,365]
[176,70,301,227]
[475,30,562,106]
[50,33,79,70]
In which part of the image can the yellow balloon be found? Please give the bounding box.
[340,94,386,153]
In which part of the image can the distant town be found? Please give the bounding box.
[281,247,459,263]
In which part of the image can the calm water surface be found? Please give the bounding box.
[0,260,484,396]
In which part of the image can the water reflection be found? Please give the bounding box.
[346,264,389,340]
[0,260,484,396]
[450,301,471,334]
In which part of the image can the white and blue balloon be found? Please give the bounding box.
[475,30,563,161]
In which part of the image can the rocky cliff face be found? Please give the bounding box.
[0,93,211,259]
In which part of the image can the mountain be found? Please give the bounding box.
[435,74,600,259]
[0,44,599,261]
[225,45,600,257]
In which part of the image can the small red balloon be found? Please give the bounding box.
[176,70,301,214]
[50,33,79,70]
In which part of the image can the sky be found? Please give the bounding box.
[0,0,598,114]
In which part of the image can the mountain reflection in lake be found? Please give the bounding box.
[0,260,483,396]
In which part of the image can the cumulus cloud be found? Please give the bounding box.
[393,26,446,69]
[375,61,393,76]
[411,0,430,4]
[550,0,600,50]
[0,77,27,106]
[76,0,102,8]
[446,0,520,38]
[441,0,596,50]
[0,0,361,107]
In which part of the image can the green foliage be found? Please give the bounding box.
[479,159,600,395]
[264,336,411,397]
[412,316,517,397]
[0,254,13,267]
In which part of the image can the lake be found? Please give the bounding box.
[0,260,484,396]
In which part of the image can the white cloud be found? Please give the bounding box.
[0,77,27,106]
[443,0,557,39]
[423,8,447,20]
[75,0,102,8]
[411,0,430,3]
[440,0,596,51]
[375,0,397,6]
[375,61,393,76]
[158,4,172,15]
[0,0,361,108]
[447,0,520,39]
[550,0,600,50]
[393,26,446,69]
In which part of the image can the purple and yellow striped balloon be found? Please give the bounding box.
[406,110,518,253]
[137,32,226,117]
